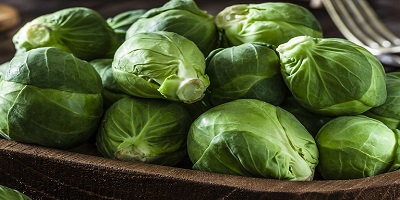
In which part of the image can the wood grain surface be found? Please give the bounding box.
[1,139,400,200]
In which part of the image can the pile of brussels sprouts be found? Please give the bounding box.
[1,0,399,181]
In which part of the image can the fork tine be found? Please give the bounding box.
[322,0,400,54]
[323,0,377,48]
[356,0,400,46]
[344,1,387,47]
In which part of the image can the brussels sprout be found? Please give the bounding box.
[90,59,129,109]
[0,185,31,200]
[364,72,400,129]
[280,96,332,137]
[13,7,120,61]
[113,31,210,103]
[215,2,322,47]
[106,9,147,41]
[0,47,103,149]
[96,97,191,166]
[0,61,9,80]
[277,36,387,116]
[188,99,318,181]
[206,42,286,106]
[126,0,219,56]
[316,115,400,180]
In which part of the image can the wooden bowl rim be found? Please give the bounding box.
[1,138,399,194]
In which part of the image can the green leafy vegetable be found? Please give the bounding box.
[280,96,332,137]
[277,36,387,116]
[112,31,210,103]
[0,47,103,149]
[90,59,129,109]
[188,99,318,180]
[215,2,322,47]
[96,97,191,166]
[126,0,219,56]
[316,115,400,180]
[106,9,147,41]
[0,185,31,200]
[0,61,9,80]
[13,7,121,61]
[206,42,286,106]
[364,72,400,129]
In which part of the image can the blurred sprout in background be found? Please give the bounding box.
[126,0,219,56]
[12,7,121,61]
[215,2,323,47]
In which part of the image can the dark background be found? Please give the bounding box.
[1,0,400,65]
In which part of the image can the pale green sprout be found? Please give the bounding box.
[188,99,318,181]
[13,7,120,61]
[215,2,322,47]
[96,97,191,166]
[113,31,210,104]
[277,36,387,116]
[316,115,400,180]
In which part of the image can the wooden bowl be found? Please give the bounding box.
[0,3,20,32]
[0,138,399,200]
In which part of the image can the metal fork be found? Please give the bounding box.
[321,0,400,67]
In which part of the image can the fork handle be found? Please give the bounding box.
[310,0,323,8]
